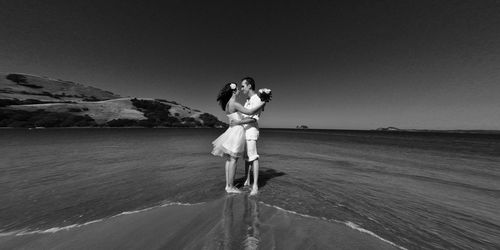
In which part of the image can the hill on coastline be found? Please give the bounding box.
[0,73,226,128]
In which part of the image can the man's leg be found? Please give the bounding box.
[244,140,252,186]
[246,139,260,196]
[225,159,230,189]
[244,160,252,186]
[250,159,259,195]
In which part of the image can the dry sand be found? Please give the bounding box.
[0,195,400,250]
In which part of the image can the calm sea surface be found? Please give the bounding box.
[1,128,499,249]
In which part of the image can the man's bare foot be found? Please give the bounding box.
[225,187,242,194]
[243,179,251,187]
[249,186,258,196]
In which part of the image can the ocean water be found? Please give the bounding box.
[1,128,499,249]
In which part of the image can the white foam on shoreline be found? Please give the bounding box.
[110,201,206,217]
[0,201,205,237]
[1,198,406,250]
[0,219,104,236]
[259,201,408,250]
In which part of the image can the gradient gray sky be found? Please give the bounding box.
[1,0,500,129]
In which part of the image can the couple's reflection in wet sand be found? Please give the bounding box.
[210,168,285,249]
[220,194,261,250]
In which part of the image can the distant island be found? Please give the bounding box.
[0,73,227,128]
[374,126,500,134]
[375,127,401,131]
[296,125,309,129]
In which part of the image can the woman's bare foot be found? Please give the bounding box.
[249,186,258,196]
[225,187,242,194]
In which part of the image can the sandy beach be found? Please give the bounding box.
[0,194,399,250]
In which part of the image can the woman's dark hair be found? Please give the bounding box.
[217,83,237,111]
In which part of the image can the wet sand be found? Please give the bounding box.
[0,194,400,250]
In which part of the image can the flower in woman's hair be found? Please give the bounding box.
[258,88,272,102]
[230,83,237,90]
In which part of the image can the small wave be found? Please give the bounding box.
[344,221,407,250]
[0,201,205,237]
[109,201,205,217]
[259,201,407,250]
[0,219,104,237]
[160,201,206,207]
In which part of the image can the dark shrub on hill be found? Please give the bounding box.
[131,98,175,126]
[6,74,28,84]
[137,119,156,128]
[106,119,138,127]
[4,120,31,127]
[181,117,196,122]
[22,99,46,105]
[199,113,223,127]
[0,98,63,107]
[68,108,82,112]
[42,91,57,98]
[31,111,95,127]
[10,111,32,121]
[131,98,171,111]
[0,109,97,127]
[154,99,180,105]
[181,117,200,127]
[20,83,43,89]
[0,99,20,107]
[155,99,181,106]
[60,115,95,127]
[53,93,81,98]
[147,110,171,122]
[38,116,62,127]
[160,116,181,127]
[0,109,14,121]
[130,98,223,128]
[82,96,100,101]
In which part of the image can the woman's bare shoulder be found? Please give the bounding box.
[227,100,238,113]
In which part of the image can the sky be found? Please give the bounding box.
[1,0,500,129]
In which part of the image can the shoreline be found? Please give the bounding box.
[0,126,223,129]
[0,195,402,250]
[1,127,499,134]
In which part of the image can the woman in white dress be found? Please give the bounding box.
[212,83,265,193]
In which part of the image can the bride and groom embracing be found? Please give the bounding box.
[211,77,272,196]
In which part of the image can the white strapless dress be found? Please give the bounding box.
[211,112,245,158]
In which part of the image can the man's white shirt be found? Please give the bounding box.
[242,94,264,140]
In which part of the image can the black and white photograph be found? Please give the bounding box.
[1,0,499,249]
